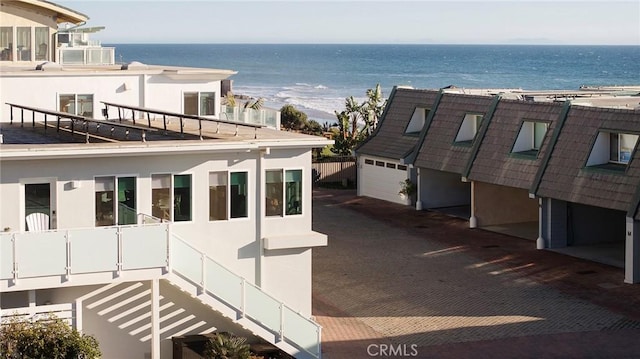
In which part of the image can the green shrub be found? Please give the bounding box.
[0,314,101,358]
[204,333,251,359]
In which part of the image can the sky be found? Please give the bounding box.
[56,1,640,45]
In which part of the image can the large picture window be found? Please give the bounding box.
[151,174,171,221]
[209,171,248,221]
[184,92,216,116]
[95,177,115,226]
[266,169,302,217]
[35,27,49,61]
[173,174,192,222]
[0,27,13,61]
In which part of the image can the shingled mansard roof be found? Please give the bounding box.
[356,87,439,161]
[467,99,565,190]
[413,93,496,174]
[534,105,640,217]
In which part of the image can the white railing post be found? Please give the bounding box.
[65,230,71,281]
[165,224,171,273]
[278,302,284,342]
[11,234,18,284]
[317,326,322,359]
[116,227,123,276]
[74,298,83,333]
[240,278,246,319]
[199,252,205,295]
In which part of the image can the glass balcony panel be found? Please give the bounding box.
[204,258,242,308]
[70,227,118,274]
[1,233,13,279]
[121,224,167,270]
[15,231,66,278]
[171,236,203,284]
[245,283,281,331]
[60,49,84,64]
[284,306,320,357]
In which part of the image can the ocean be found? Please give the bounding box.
[111,44,640,123]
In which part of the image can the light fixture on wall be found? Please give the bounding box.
[122,82,131,91]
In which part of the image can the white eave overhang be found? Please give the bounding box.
[15,0,89,24]
[160,69,238,81]
[263,231,328,250]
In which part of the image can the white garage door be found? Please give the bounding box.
[359,157,410,205]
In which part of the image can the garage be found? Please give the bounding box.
[358,155,411,205]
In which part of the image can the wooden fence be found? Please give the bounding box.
[312,156,357,184]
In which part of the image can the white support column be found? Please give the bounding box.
[150,279,160,359]
[469,181,477,228]
[415,167,422,211]
[537,197,545,249]
[28,290,36,307]
[625,217,640,284]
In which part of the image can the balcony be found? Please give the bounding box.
[0,218,321,359]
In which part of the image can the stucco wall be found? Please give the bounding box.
[0,146,315,313]
[473,181,538,226]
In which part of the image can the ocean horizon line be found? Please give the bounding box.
[106,42,640,47]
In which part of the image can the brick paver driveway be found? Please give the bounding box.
[311,189,640,359]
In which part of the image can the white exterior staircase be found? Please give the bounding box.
[0,219,321,359]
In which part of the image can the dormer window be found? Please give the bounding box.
[405,107,430,134]
[512,121,549,157]
[455,113,483,145]
[586,131,638,170]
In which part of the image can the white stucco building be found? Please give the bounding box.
[0,1,330,358]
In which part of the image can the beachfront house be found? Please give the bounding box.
[0,1,330,358]
[356,86,640,284]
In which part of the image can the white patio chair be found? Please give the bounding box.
[26,212,50,232]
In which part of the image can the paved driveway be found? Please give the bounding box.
[311,189,640,359]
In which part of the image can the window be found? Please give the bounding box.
[173,174,192,222]
[266,169,302,217]
[16,27,30,61]
[151,174,191,221]
[586,131,639,170]
[1,27,13,61]
[397,165,408,171]
[455,113,484,144]
[95,176,137,227]
[405,107,430,134]
[364,159,374,165]
[209,171,248,220]
[184,92,216,116]
[60,94,94,117]
[35,27,49,61]
[512,121,549,156]
[386,163,396,169]
[285,170,302,215]
[375,161,384,167]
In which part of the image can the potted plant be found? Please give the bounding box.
[398,178,417,205]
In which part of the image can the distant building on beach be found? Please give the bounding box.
[357,85,640,284]
[0,1,330,358]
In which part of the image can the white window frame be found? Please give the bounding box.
[59,93,94,117]
[209,170,250,221]
[265,168,304,218]
[94,175,138,227]
[151,173,193,223]
[183,91,216,116]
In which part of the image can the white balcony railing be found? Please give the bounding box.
[0,220,321,359]
[221,105,281,129]
[57,47,115,65]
